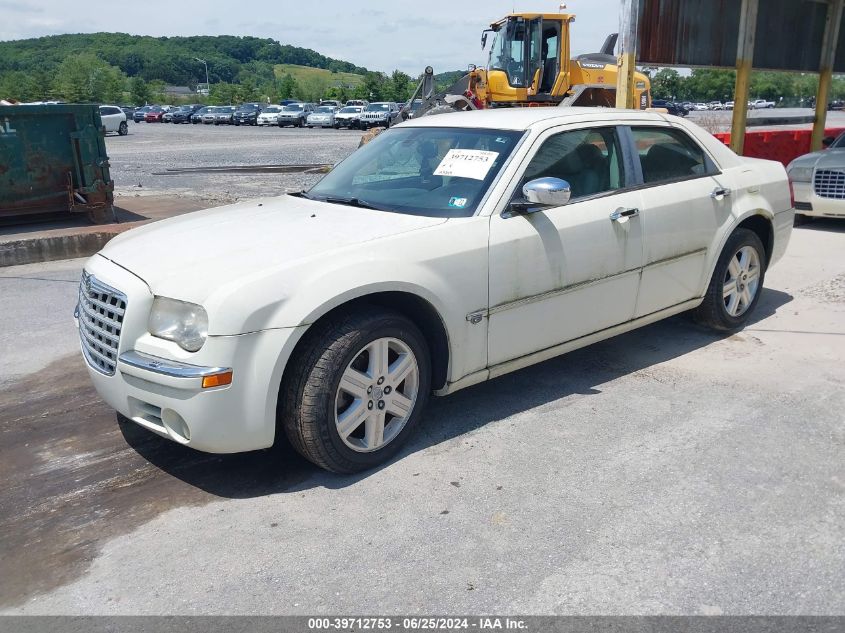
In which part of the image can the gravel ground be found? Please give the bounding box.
[106,121,363,204]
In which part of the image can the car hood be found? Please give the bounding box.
[791,148,845,169]
[99,195,448,305]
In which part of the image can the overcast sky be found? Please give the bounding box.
[1,0,623,74]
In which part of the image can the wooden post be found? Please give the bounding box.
[730,0,759,155]
[811,0,844,151]
[616,0,640,109]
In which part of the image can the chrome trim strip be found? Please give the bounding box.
[488,248,707,317]
[118,350,230,378]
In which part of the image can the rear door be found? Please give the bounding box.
[625,124,733,317]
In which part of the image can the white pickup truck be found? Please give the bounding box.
[77,108,793,473]
[751,99,776,109]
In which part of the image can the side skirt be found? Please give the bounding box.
[434,298,702,396]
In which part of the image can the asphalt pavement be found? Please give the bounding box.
[0,220,843,615]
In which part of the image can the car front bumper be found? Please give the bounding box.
[77,256,305,454]
[792,181,845,218]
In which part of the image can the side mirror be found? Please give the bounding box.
[504,178,572,217]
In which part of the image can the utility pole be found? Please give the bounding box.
[811,0,844,151]
[194,58,210,95]
[616,0,640,109]
[729,0,759,155]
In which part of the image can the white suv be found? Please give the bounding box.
[99,105,128,136]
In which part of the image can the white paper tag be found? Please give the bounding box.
[433,149,499,180]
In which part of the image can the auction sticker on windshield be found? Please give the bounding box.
[434,149,499,180]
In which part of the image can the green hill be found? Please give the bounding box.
[274,64,364,88]
[0,33,368,88]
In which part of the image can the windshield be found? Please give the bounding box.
[284,104,304,111]
[307,127,524,218]
[489,19,526,87]
[366,103,391,111]
[236,105,258,112]
[340,107,361,113]
[315,106,334,113]
[220,107,235,113]
[263,106,281,113]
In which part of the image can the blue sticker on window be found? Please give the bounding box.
[448,197,468,208]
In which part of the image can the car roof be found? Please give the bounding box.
[400,107,672,131]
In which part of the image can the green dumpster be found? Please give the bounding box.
[0,104,115,223]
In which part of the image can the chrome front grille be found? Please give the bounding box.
[77,271,127,375]
[813,169,845,199]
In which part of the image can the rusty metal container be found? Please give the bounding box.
[0,104,114,223]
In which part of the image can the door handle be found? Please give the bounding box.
[710,187,732,200]
[609,207,639,221]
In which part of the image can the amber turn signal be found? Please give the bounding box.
[202,371,233,389]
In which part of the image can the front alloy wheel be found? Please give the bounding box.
[335,337,419,453]
[280,308,431,473]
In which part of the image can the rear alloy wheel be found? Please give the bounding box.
[693,228,766,331]
[280,309,431,473]
[118,121,128,136]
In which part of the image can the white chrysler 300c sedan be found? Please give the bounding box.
[76,108,794,473]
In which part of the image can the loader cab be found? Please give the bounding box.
[485,13,572,104]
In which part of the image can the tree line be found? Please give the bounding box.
[649,67,845,105]
[0,32,434,105]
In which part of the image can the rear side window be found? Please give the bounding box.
[631,127,717,184]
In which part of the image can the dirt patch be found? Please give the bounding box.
[0,354,312,608]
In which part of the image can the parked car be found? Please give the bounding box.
[144,106,169,123]
[76,108,793,474]
[345,99,369,107]
[279,99,301,106]
[319,100,342,108]
[278,103,314,127]
[725,101,735,110]
[213,106,236,125]
[359,102,401,129]
[334,106,364,129]
[191,106,212,124]
[233,103,263,126]
[307,105,339,128]
[650,99,688,117]
[751,99,776,109]
[257,106,283,126]
[120,106,137,119]
[708,101,724,110]
[133,106,152,122]
[788,131,845,224]
[99,105,128,136]
[201,107,220,124]
[693,103,709,111]
[170,104,203,124]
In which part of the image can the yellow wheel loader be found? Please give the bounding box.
[400,10,651,121]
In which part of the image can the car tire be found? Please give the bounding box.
[692,228,766,332]
[118,121,128,136]
[279,308,432,474]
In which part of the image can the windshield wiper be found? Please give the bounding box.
[321,196,383,210]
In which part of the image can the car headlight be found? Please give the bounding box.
[788,165,814,182]
[148,296,208,352]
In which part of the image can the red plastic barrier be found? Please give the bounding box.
[713,128,845,166]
